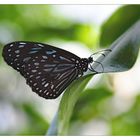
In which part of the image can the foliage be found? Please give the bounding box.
[0,5,140,136]
[100,5,140,47]
[111,95,140,135]
[48,19,140,135]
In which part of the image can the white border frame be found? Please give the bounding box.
[0,0,139,4]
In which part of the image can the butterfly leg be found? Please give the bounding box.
[77,69,84,78]
[88,59,104,73]
[88,49,112,73]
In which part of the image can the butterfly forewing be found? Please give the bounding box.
[2,41,82,99]
[2,42,44,75]
[24,61,78,99]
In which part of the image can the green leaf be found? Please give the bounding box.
[75,24,99,48]
[72,86,113,122]
[47,20,140,136]
[90,20,140,73]
[100,5,140,47]
[47,74,93,135]
[0,5,94,44]
[46,112,58,135]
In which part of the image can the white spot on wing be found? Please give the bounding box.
[30,75,33,78]
[51,85,54,89]
[46,92,49,95]
[44,90,48,93]
[71,58,76,61]
[18,45,25,48]
[19,42,26,45]
[33,83,37,86]
[23,57,31,62]
[43,68,52,72]
[44,64,56,67]
[38,44,44,47]
[41,78,46,81]
[42,56,48,59]
[10,44,13,47]
[41,59,45,62]
[34,62,39,65]
[53,54,56,58]
[59,56,72,62]
[15,50,20,53]
[42,81,46,85]
[44,83,49,87]
[32,70,37,73]
[36,76,40,79]
[76,60,79,63]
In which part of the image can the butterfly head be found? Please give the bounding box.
[87,57,93,63]
[80,58,92,72]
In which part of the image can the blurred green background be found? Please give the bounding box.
[0,5,140,135]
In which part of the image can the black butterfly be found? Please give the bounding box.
[2,41,109,99]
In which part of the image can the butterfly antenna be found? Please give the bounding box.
[90,49,112,58]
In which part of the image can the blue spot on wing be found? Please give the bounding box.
[23,57,31,62]
[31,48,42,51]
[59,56,72,62]
[28,48,42,54]
[29,50,38,54]
[46,50,56,55]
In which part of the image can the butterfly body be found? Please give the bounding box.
[2,41,92,99]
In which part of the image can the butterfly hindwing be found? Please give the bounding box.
[23,54,79,99]
[24,60,79,99]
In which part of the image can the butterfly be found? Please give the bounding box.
[2,41,110,99]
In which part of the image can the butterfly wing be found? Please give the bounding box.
[2,41,45,75]
[2,41,81,99]
[23,56,79,99]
